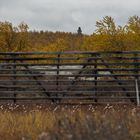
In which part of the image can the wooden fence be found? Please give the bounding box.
[0,51,139,104]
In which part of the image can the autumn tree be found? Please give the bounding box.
[17,22,30,51]
[94,16,127,51]
[0,16,139,53]
[127,15,140,34]
[125,15,140,50]
[0,22,17,52]
[96,16,116,35]
[0,21,30,52]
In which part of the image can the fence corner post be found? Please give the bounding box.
[135,79,140,106]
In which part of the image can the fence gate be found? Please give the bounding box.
[0,51,139,104]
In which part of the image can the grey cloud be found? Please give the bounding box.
[0,0,139,34]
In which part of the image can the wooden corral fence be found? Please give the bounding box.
[0,51,140,105]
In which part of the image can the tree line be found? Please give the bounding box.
[0,15,139,52]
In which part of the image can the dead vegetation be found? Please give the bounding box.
[0,104,139,140]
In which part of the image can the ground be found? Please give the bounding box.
[0,103,139,140]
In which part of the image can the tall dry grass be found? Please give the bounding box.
[0,104,139,140]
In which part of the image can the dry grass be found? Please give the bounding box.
[0,103,139,140]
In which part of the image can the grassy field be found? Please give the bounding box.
[0,103,139,140]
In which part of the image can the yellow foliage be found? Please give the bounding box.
[0,15,139,53]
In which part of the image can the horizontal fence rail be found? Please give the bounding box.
[0,51,139,104]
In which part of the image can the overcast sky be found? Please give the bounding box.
[0,0,139,34]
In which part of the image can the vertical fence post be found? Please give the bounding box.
[135,79,140,106]
[56,53,60,90]
[55,53,60,102]
[134,52,139,105]
[91,53,98,102]
[12,54,17,103]
[94,54,98,102]
[134,52,139,79]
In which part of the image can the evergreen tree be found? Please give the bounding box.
[77,27,82,35]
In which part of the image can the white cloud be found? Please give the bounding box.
[0,0,139,34]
